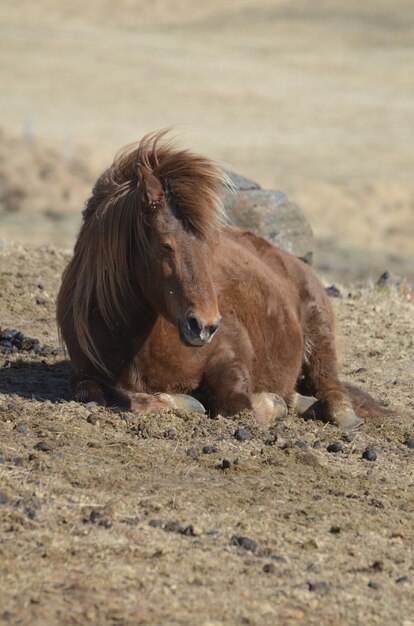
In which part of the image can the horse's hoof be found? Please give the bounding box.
[288,392,317,416]
[302,400,364,431]
[162,394,206,415]
[252,392,288,426]
[330,404,364,431]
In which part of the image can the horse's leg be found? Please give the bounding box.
[197,344,287,425]
[301,296,363,430]
[73,379,205,414]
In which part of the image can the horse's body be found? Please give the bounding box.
[57,132,385,429]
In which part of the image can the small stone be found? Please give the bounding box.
[368,581,380,590]
[271,555,287,563]
[86,401,98,408]
[327,442,342,453]
[89,510,112,528]
[370,560,383,572]
[149,519,164,528]
[404,438,414,449]
[34,440,51,452]
[164,428,176,439]
[231,535,258,552]
[263,563,276,574]
[308,581,330,594]
[86,414,98,425]
[396,576,409,584]
[202,445,218,454]
[362,448,377,461]
[220,459,231,470]
[36,297,46,305]
[164,521,185,534]
[330,526,341,534]
[14,423,28,434]
[234,428,252,442]
[325,285,342,298]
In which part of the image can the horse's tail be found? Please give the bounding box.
[344,382,393,419]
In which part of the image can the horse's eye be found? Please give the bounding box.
[162,243,174,253]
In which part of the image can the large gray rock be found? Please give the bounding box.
[224,170,314,265]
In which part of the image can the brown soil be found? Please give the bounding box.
[1,243,413,626]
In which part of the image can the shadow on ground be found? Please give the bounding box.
[0,359,71,402]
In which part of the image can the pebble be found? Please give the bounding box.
[89,510,112,528]
[327,442,342,453]
[202,445,218,454]
[231,535,258,552]
[14,423,28,434]
[396,576,409,584]
[404,438,414,449]
[0,327,58,356]
[263,563,276,574]
[271,555,287,563]
[148,519,163,528]
[308,581,330,594]
[325,285,342,298]
[234,428,252,442]
[33,440,52,452]
[362,448,377,461]
[164,428,176,439]
[86,414,98,425]
[368,581,380,590]
[220,459,231,470]
[330,526,341,534]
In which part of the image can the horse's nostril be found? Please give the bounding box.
[187,315,202,336]
[209,319,221,335]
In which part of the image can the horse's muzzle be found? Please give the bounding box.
[178,314,221,347]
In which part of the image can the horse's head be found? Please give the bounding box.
[138,167,222,347]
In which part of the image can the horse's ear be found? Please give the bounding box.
[139,167,163,210]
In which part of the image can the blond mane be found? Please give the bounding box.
[57,130,230,374]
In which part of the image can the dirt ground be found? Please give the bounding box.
[1,242,413,626]
[1,1,414,624]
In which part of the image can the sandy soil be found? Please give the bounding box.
[1,243,413,626]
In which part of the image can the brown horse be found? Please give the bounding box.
[57,131,387,430]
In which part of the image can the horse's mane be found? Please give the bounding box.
[57,130,230,375]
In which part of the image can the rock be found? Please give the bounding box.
[89,510,112,528]
[225,170,261,191]
[404,438,414,449]
[231,535,258,552]
[263,563,276,574]
[362,448,377,461]
[308,581,330,594]
[234,427,252,442]
[325,285,342,298]
[223,172,314,263]
[327,442,342,453]
[202,445,218,454]
[220,459,231,470]
[33,440,52,452]
[377,271,414,301]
